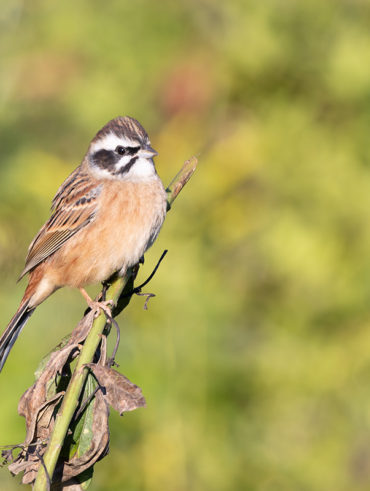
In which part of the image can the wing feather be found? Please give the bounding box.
[19,166,102,279]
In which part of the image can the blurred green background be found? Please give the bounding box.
[1,0,370,489]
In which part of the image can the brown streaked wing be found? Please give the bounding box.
[19,167,102,279]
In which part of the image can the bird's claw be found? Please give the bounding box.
[89,299,114,318]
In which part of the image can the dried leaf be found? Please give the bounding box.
[56,390,110,482]
[49,478,88,490]
[86,364,146,415]
[34,310,96,379]
[9,392,63,483]
[69,374,97,460]
[8,311,99,484]
[19,346,75,445]
[57,485,83,490]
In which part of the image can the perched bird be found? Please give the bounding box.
[0,116,167,371]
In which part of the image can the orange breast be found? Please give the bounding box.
[45,177,167,288]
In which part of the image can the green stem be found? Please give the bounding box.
[166,156,198,209]
[33,156,197,490]
[33,275,129,490]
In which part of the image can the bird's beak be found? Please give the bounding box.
[139,145,158,158]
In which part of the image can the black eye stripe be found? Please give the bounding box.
[128,146,140,155]
[115,145,140,156]
[91,149,119,169]
[90,147,141,173]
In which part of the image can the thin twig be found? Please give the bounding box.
[166,156,198,209]
[0,440,48,451]
[72,383,101,422]
[107,317,121,368]
[35,448,51,491]
[121,249,168,299]
[135,292,155,310]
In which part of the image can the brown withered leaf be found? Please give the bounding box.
[69,311,97,346]
[52,482,85,491]
[35,310,96,379]
[34,392,64,443]
[19,310,96,447]
[86,364,146,415]
[15,453,40,485]
[9,392,64,483]
[19,345,76,446]
[8,450,38,484]
[54,389,110,483]
[8,310,98,484]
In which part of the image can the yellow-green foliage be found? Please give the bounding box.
[1,1,370,490]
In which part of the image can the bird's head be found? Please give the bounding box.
[87,116,158,181]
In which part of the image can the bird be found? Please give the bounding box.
[0,116,167,372]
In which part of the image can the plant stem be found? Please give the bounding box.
[166,156,198,209]
[33,275,129,490]
[33,156,198,490]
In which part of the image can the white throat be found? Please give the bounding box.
[124,156,156,181]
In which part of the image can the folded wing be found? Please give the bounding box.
[19,167,102,279]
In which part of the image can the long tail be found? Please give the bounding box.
[0,300,35,372]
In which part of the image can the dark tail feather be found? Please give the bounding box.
[0,301,35,372]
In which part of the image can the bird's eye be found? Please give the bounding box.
[115,146,126,155]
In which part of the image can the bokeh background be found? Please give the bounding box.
[0,0,370,489]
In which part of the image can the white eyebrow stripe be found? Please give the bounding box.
[90,132,139,153]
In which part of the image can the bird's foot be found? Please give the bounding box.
[90,299,115,319]
[79,288,114,318]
